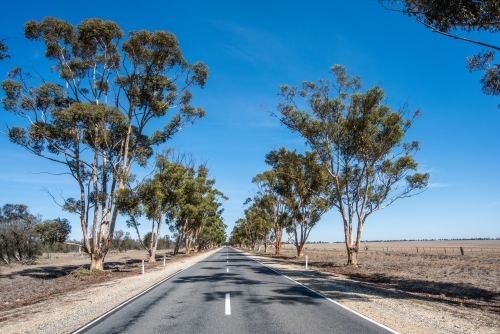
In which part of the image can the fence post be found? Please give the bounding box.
[460,247,464,256]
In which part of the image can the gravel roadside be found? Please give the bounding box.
[244,251,499,334]
[0,248,220,334]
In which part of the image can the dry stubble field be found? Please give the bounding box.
[260,240,500,316]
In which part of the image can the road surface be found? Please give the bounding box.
[74,247,395,333]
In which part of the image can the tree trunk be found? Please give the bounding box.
[174,233,182,255]
[274,228,283,255]
[346,247,358,266]
[90,255,104,270]
[148,250,155,262]
[296,243,305,258]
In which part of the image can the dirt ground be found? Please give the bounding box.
[259,241,500,317]
[0,248,193,313]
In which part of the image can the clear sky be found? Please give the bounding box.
[0,0,498,242]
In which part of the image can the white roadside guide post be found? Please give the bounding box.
[163,255,166,267]
[142,260,145,275]
[305,255,308,270]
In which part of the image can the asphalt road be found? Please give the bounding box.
[75,247,395,334]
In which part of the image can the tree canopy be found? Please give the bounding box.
[0,39,8,61]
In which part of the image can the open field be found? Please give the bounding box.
[258,240,500,316]
[0,248,192,313]
[283,240,500,255]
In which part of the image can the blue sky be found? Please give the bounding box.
[0,0,498,242]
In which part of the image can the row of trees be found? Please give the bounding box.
[117,151,227,262]
[229,148,330,258]
[0,203,71,264]
[230,65,429,265]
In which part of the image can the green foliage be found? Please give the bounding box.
[117,152,227,258]
[274,65,429,264]
[0,39,9,61]
[35,218,72,246]
[229,148,331,256]
[381,0,500,100]
[1,17,209,269]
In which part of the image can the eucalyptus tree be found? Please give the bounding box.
[1,17,208,270]
[116,153,188,262]
[381,0,500,101]
[251,171,290,255]
[229,218,257,250]
[169,164,227,254]
[266,148,331,257]
[35,218,72,247]
[197,214,227,250]
[244,200,272,252]
[190,187,227,252]
[274,65,429,265]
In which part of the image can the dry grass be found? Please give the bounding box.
[0,248,199,313]
[259,241,500,316]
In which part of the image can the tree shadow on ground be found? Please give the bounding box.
[0,258,146,280]
[270,262,500,315]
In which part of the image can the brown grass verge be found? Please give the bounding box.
[255,243,500,316]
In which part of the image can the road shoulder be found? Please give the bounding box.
[243,251,498,334]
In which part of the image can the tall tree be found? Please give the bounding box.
[265,148,331,257]
[381,0,500,101]
[274,65,429,265]
[1,17,208,270]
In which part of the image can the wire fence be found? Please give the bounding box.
[359,246,499,255]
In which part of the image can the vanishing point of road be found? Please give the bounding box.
[74,247,396,334]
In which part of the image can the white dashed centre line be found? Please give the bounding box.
[225,293,231,315]
[226,268,228,272]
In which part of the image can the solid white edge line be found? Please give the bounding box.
[231,248,399,334]
[72,249,222,334]
[225,293,231,315]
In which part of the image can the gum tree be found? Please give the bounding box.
[265,148,331,258]
[1,17,208,270]
[274,65,429,266]
[116,153,188,262]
